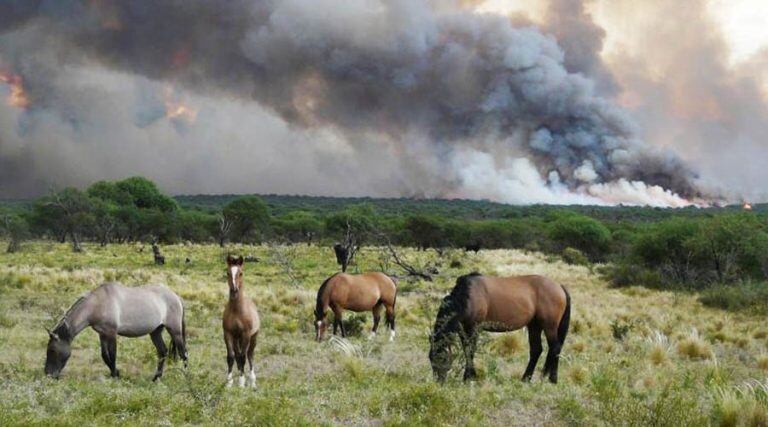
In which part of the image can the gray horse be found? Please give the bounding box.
[44,282,187,380]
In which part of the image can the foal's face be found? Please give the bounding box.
[44,333,71,379]
[226,256,244,298]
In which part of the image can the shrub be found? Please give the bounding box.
[700,282,768,314]
[562,247,589,266]
[610,319,633,341]
[548,213,612,260]
[602,262,663,288]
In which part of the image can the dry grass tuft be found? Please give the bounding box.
[490,333,522,356]
[647,330,670,365]
[758,355,768,371]
[677,329,713,360]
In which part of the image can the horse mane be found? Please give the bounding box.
[315,273,339,318]
[432,272,481,337]
[53,292,90,338]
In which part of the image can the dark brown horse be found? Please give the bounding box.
[429,273,571,383]
[223,255,260,388]
[315,272,397,341]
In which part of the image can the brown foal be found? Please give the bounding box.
[222,255,260,388]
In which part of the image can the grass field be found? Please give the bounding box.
[1,242,767,426]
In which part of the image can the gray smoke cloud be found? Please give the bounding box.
[592,0,768,203]
[0,0,704,204]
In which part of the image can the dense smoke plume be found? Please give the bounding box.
[0,0,711,205]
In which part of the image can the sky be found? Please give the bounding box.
[1,0,767,206]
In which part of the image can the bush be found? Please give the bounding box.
[562,247,589,266]
[548,213,611,260]
[610,319,633,341]
[602,262,662,288]
[699,282,768,313]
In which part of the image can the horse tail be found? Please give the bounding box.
[316,274,337,319]
[169,302,186,360]
[557,285,571,346]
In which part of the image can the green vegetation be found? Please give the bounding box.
[3,176,768,311]
[0,243,767,425]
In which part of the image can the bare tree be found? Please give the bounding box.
[217,214,233,248]
[334,219,359,272]
[268,243,301,286]
[380,234,437,281]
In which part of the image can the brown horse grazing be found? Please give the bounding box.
[222,255,260,388]
[315,272,397,342]
[429,273,571,384]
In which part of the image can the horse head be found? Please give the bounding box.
[226,255,245,299]
[44,323,72,379]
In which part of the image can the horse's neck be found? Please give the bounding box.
[58,296,92,340]
[229,290,249,310]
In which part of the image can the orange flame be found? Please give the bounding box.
[0,70,30,109]
[163,86,197,123]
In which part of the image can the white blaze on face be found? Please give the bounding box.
[230,266,239,290]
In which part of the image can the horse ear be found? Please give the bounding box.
[236,256,244,266]
[226,255,234,265]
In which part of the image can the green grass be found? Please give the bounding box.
[0,242,767,425]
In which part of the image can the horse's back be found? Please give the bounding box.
[466,275,566,331]
[328,272,395,311]
[94,282,183,336]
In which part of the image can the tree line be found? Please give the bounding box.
[2,176,768,291]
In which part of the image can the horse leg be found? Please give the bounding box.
[246,332,258,388]
[385,303,396,342]
[522,322,542,382]
[370,303,383,340]
[236,337,247,388]
[100,334,119,378]
[224,333,235,387]
[150,326,168,382]
[459,323,478,381]
[333,307,346,338]
[99,335,112,375]
[542,327,562,384]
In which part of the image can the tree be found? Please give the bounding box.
[326,204,379,271]
[687,214,768,283]
[1,214,29,253]
[404,215,446,250]
[632,218,700,284]
[115,177,177,212]
[271,211,323,244]
[222,196,270,243]
[36,188,94,252]
[90,198,119,246]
